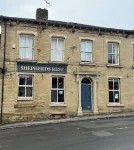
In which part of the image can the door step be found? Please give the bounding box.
[83,111,94,116]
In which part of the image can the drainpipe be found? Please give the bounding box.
[0,22,7,124]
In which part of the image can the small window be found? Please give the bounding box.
[81,40,93,62]
[51,77,65,103]
[108,43,119,65]
[51,38,64,61]
[18,75,33,98]
[19,35,34,60]
[108,78,120,103]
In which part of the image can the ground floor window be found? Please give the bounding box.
[51,76,65,103]
[108,78,120,103]
[18,75,33,98]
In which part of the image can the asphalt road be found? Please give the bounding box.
[1,117,134,150]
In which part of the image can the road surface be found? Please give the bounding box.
[0,117,134,150]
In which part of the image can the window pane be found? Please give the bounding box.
[52,77,57,88]
[26,76,32,85]
[58,50,64,61]
[109,80,113,90]
[58,90,64,102]
[51,50,57,61]
[114,79,119,90]
[51,90,57,102]
[108,54,113,64]
[20,35,26,47]
[58,39,64,50]
[114,91,119,103]
[26,87,32,97]
[81,52,86,61]
[18,87,25,97]
[25,48,33,59]
[26,36,34,48]
[109,91,114,103]
[113,55,118,64]
[108,43,112,54]
[86,41,92,52]
[58,78,64,88]
[113,44,118,54]
[19,77,25,85]
[81,41,86,52]
[86,53,92,61]
[19,48,26,59]
[51,38,57,49]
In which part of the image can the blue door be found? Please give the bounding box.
[81,79,92,110]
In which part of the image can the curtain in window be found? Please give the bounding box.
[19,35,34,59]
[81,40,92,62]
[51,38,64,61]
[20,36,26,59]
[26,36,34,59]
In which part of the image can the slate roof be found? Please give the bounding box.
[0,15,133,34]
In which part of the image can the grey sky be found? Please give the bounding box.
[0,0,134,30]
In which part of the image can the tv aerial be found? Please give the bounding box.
[44,0,51,9]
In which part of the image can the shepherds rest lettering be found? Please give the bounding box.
[18,63,67,74]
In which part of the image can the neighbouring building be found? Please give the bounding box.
[0,8,134,122]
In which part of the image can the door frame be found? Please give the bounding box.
[81,77,92,111]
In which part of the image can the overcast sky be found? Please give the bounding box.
[0,0,134,31]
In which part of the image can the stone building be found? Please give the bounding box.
[0,8,134,122]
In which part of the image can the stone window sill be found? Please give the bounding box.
[107,103,124,107]
[106,64,123,68]
[49,103,67,107]
[14,104,35,108]
[80,62,96,66]
[17,98,33,101]
[16,59,37,63]
[48,61,68,65]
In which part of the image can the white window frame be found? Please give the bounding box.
[18,75,33,99]
[51,37,65,62]
[51,76,65,104]
[108,43,119,65]
[19,34,34,60]
[81,40,93,62]
[108,78,120,103]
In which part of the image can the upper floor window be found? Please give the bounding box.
[51,38,64,61]
[19,35,34,60]
[81,40,93,62]
[108,43,119,65]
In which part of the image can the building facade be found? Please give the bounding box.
[0,9,134,122]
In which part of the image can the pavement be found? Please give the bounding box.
[1,115,134,149]
[1,112,134,130]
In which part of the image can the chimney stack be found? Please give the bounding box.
[36,8,48,21]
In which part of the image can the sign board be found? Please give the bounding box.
[17,62,67,74]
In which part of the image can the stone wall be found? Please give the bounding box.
[0,21,134,122]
